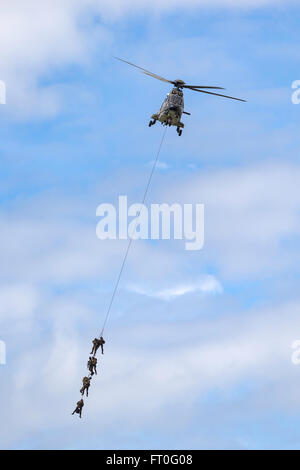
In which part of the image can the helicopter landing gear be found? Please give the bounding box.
[177,127,182,136]
[149,119,156,127]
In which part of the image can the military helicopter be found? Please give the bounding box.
[116,57,246,136]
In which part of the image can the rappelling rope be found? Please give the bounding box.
[73,127,167,416]
[99,126,167,337]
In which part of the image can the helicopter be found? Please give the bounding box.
[116,57,246,136]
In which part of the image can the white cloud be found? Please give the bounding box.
[161,161,300,279]
[0,284,38,320]
[0,192,181,287]
[0,1,110,118]
[127,275,223,300]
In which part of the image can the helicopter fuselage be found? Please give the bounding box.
[150,87,185,132]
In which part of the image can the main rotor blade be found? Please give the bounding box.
[143,71,173,84]
[188,86,246,102]
[184,85,225,90]
[114,57,173,85]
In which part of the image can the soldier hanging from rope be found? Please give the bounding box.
[80,376,91,397]
[72,399,84,418]
[90,336,105,356]
[87,356,97,376]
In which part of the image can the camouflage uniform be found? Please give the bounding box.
[99,336,105,355]
[72,399,84,418]
[90,337,105,356]
[80,376,91,397]
[87,356,97,376]
[90,338,101,356]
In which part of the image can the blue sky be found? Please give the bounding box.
[1,0,300,450]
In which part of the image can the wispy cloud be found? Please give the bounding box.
[0,284,38,320]
[148,160,170,170]
[126,275,223,300]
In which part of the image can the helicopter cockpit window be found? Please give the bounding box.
[168,92,183,106]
